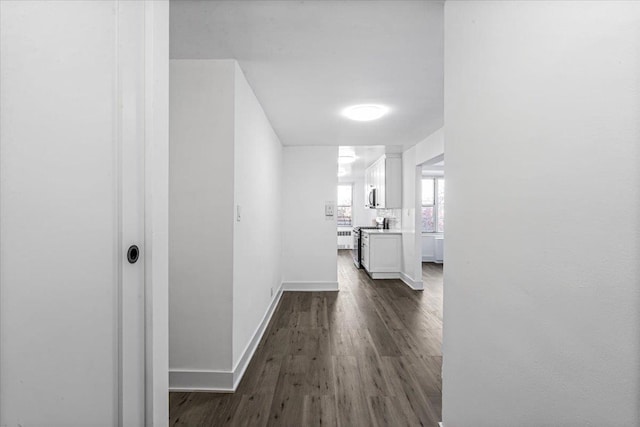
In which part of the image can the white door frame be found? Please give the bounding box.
[143,1,170,426]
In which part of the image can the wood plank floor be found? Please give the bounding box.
[169,250,443,426]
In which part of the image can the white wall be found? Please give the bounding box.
[415,128,444,166]
[170,60,235,372]
[170,59,285,390]
[402,128,445,286]
[282,146,339,288]
[232,63,283,367]
[400,146,422,287]
[443,2,640,426]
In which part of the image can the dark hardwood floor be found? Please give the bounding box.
[169,250,443,426]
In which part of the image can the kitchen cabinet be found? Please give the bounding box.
[364,154,402,209]
[361,230,401,278]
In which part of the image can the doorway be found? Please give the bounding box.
[419,154,445,265]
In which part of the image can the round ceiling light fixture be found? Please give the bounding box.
[342,104,389,122]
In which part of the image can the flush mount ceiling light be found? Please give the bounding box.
[338,155,356,164]
[342,104,389,122]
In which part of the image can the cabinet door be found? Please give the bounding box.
[362,234,370,269]
[364,168,371,207]
[384,156,402,208]
[377,157,386,208]
[362,241,370,269]
[369,235,401,272]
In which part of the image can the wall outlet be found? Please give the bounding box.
[270,287,274,297]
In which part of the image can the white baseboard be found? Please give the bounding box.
[169,283,284,392]
[365,270,424,290]
[400,272,424,290]
[169,370,234,393]
[282,281,339,292]
[231,283,283,389]
[367,271,400,279]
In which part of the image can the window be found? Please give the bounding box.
[422,178,444,233]
[337,184,353,227]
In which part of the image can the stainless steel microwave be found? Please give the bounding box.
[368,187,377,209]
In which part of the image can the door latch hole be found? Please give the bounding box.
[127,245,139,264]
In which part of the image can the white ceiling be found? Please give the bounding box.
[170,0,444,147]
[422,159,444,176]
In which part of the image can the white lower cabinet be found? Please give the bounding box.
[361,232,401,279]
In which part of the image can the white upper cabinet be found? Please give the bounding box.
[364,154,402,209]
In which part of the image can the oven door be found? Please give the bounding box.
[352,230,360,265]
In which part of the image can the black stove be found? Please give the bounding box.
[352,226,380,268]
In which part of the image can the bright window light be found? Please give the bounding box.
[338,155,356,164]
[342,104,389,121]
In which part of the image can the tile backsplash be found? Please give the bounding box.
[376,208,402,230]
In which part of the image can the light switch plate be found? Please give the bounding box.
[325,201,335,218]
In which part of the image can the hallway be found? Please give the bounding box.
[169,250,443,426]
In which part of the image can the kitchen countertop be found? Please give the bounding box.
[360,229,402,235]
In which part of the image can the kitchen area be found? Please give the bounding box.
[337,145,445,285]
[337,146,406,280]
